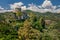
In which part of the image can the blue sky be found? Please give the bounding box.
[0,0,60,9]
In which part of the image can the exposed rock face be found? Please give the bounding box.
[45,20,52,25]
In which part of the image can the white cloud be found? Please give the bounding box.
[9,1,60,13]
[0,10,13,13]
[41,0,57,10]
[0,6,4,10]
[0,0,59,13]
[0,6,13,13]
[10,2,27,11]
[38,6,42,8]
[56,8,60,13]
[10,2,23,10]
[42,0,52,8]
[26,0,58,13]
[0,0,60,13]
[26,3,51,13]
[27,3,40,12]
[21,6,26,10]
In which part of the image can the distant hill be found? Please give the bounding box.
[0,10,60,30]
[25,10,60,29]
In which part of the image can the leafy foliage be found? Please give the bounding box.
[0,11,60,40]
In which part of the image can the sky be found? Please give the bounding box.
[0,0,60,13]
[0,0,60,9]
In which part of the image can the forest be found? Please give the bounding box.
[0,10,60,40]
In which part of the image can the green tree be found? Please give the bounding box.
[18,20,41,40]
[41,22,60,40]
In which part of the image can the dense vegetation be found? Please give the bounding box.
[0,10,60,40]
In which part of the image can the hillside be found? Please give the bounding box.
[26,10,60,29]
[0,11,60,40]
